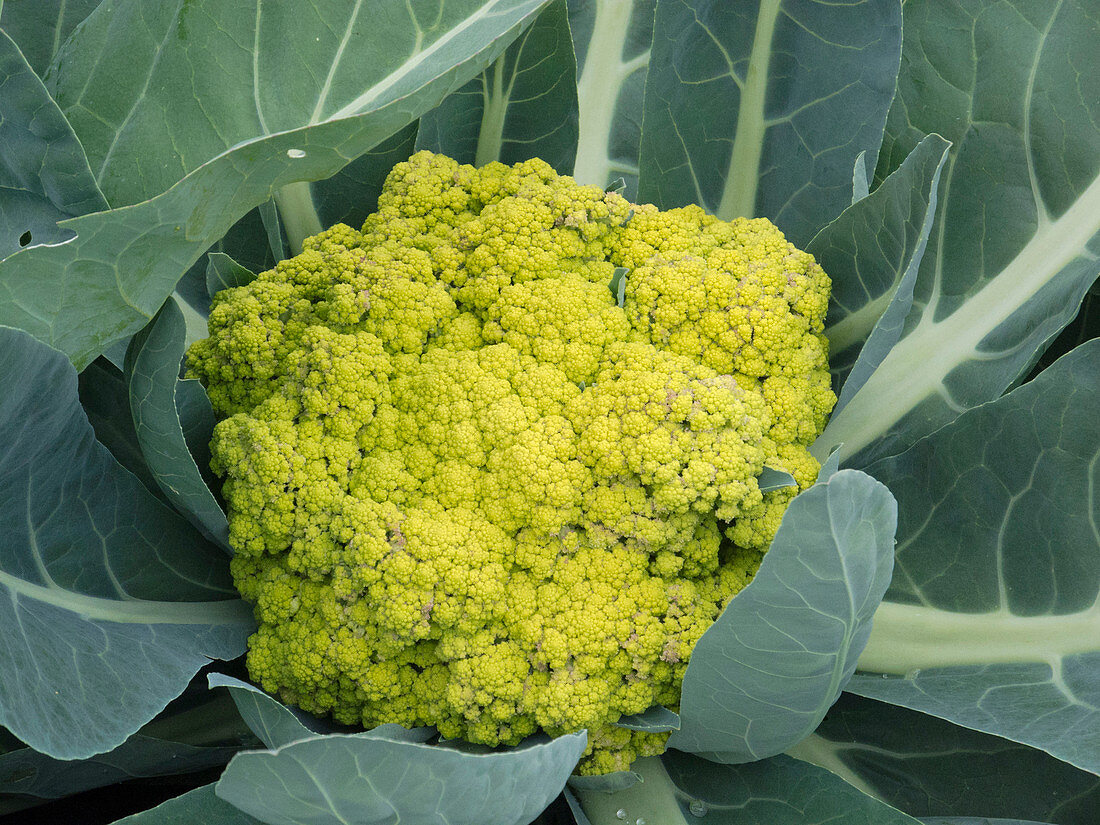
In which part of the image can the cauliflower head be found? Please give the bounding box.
[187,151,835,774]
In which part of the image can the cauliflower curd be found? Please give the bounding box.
[187,151,835,773]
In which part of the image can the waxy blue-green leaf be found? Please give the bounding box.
[568,0,654,196]
[418,0,578,174]
[756,465,796,492]
[0,0,102,76]
[669,470,896,761]
[0,0,550,368]
[615,704,680,733]
[0,692,249,802]
[577,752,923,825]
[852,151,871,204]
[637,0,902,246]
[818,0,1100,465]
[311,121,420,233]
[258,199,287,263]
[790,694,1100,825]
[0,29,107,259]
[1026,281,1100,382]
[215,730,587,825]
[111,783,264,825]
[125,298,230,550]
[809,135,950,415]
[206,673,353,750]
[205,254,258,298]
[566,770,640,794]
[666,752,923,825]
[77,358,168,503]
[0,326,253,760]
[49,0,547,209]
[852,340,1100,774]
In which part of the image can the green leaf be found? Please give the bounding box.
[77,357,168,503]
[0,691,248,801]
[311,122,420,232]
[816,445,842,482]
[205,254,258,298]
[669,470,896,761]
[215,730,587,825]
[49,0,547,209]
[609,265,627,307]
[577,752,923,825]
[0,326,253,759]
[851,151,870,204]
[110,783,264,825]
[615,705,680,732]
[809,134,950,418]
[258,199,287,263]
[125,298,230,550]
[789,694,1100,825]
[756,465,796,492]
[666,752,924,825]
[851,340,1100,774]
[566,771,641,793]
[637,0,902,245]
[568,0,654,196]
[0,0,103,77]
[1026,281,1100,382]
[0,29,107,258]
[0,0,550,368]
[817,0,1100,465]
[207,674,348,750]
[417,0,578,173]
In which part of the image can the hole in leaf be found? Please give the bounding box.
[18,231,32,247]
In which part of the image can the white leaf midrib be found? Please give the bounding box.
[858,599,1100,673]
[0,566,254,625]
[815,170,1100,461]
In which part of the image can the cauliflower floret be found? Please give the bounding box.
[189,150,835,774]
[483,274,631,385]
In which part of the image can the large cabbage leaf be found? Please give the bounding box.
[568,0,654,197]
[815,0,1100,465]
[0,327,253,759]
[0,28,106,258]
[573,752,923,825]
[850,340,1100,774]
[637,0,902,246]
[810,135,950,411]
[0,0,551,368]
[788,694,1100,824]
[0,0,102,76]
[125,297,229,551]
[671,470,896,761]
[418,0,578,174]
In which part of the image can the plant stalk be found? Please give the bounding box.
[274,181,324,255]
[571,756,690,825]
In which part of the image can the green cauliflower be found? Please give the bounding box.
[187,151,835,774]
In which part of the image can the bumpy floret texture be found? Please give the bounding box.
[188,151,835,773]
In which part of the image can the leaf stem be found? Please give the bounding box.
[476,57,509,167]
[571,756,690,825]
[573,0,647,188]
[717,0,781,220]
[274,182,323,255]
